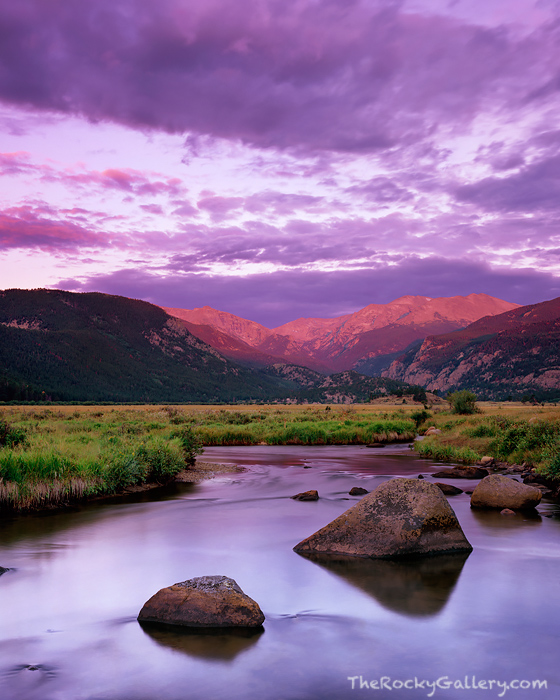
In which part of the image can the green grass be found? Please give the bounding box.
[0,404,418,511]
[413,403,560,479]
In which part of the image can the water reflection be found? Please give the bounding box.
[139,621,264,661]
[297,551,470,617]
[471,508,542,529]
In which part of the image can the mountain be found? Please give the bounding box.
[163,294,519,374]
[0,289,292,402]
[383,296,560,399]
[0,289,420,404]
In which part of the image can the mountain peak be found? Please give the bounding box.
[164,293,519,374]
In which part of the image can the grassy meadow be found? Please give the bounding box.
[1,401,559,512]
[0,403,418,511]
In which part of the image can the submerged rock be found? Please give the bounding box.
[500,508,516,516]
[432,466,489,479]
[291,490,319,501]
[138,575,265,628]
[471,475,542,511]
[435,483,463,496]
[293,478,472,559]
[349,487,369,496]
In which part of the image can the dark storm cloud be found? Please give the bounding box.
[0,0,548,154]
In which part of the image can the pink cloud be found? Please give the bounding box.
[0,205,105,250]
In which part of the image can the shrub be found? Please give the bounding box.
[135,438,185,482]
[410,410,431,429]
[172,427,204,466]
[448,390,479,415]
[0,419,27,448]
[544,452,560,480]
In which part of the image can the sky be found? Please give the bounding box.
[1,0,560,328]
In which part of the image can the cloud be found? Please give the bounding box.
[456,154,560,213]
[57,256,560,327]
[0,205,105,250]
[0,0,551,155]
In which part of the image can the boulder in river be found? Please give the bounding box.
[138,575,265,628]
[349,487,369,496]
[291,490,319,501]
[293,478,472,559]
[435,483,463,496]
[432,466,489,479]
[471,475,542,511]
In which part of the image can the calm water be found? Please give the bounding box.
[0,445,559,700]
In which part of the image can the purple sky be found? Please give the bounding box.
[1,0,560,327]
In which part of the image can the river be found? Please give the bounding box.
[0,445,559,700]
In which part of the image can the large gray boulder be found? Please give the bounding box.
[138,575,265,628]
[470,475,542,510]
[293,478,472,559]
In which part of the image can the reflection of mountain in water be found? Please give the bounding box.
[139,621,264,662]
[298,552,470,617]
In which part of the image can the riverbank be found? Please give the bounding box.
[0,404,417,512]
[2,401,559,513]
[413,402,560,483]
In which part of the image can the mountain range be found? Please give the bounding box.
[0,289,413,403]
[163,293,517,374]
[1,288,557,403]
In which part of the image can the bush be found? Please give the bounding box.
[448,390,479,415]
[0,419,27,448]
[411,410,431,429]
[545,452,560,480]
[173,427,204,466]
[135,438,185,482]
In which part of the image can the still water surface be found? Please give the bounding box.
[0,445,559,700]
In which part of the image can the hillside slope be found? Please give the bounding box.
[383,297,560,398]
[0,289,289,402]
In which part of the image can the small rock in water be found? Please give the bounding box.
[349,487,368,496]
[500,508,516,516]
[0,566,9,576]
[479,456,495,467]
[138,575,265,628]
[435,483,463,496]
[294,478,472,559]
[417,474,425,479]
[291,490,319,501]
